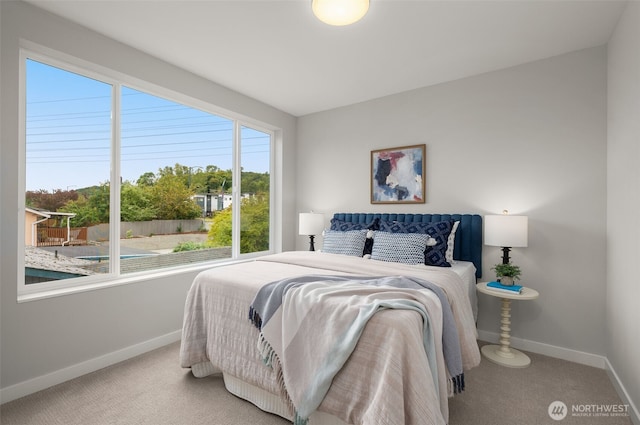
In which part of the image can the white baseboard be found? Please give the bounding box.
[0,330,182,405]
[476,330,606,368]
[477,330,638,425]
[605,358,640,425]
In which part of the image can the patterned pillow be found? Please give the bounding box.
[445,221,460,264]
[380,220,432,234]
[370,231,430,265]
[424,221,454,267]
[322,230,368,257]
[379,220,453,267]
[330,218,380,255]
[331,219,365,231]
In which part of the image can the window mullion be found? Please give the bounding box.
[110,83,121,273]
[231,121,241,258]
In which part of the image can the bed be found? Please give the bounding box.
[180,213,482,425]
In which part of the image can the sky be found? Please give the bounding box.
[25,58,270,192]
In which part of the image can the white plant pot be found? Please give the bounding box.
[500,276,514,286]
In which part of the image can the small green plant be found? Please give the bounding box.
[125,229,133,239]
[177,223,183,233]
[173,241,208,252]
[491,263,522,281]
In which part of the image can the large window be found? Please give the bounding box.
[22,52,273,294]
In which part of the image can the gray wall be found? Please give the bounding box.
[607,0,640,416]
[296,47,608,358]
[0,0,296,397]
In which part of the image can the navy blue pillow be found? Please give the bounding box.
[330,218,379,231]
[379,220,453,267]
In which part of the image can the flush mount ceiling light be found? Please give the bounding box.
[312,0,370,26]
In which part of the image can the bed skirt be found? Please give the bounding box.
[223,372,349,425]
[190,361,348,425]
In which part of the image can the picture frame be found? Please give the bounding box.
[371,144,425,204]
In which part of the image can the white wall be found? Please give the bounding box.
[0,1,296,401]
[607,0,640,419]
[297,47,609,359]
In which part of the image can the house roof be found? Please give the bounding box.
[26,207,76,218]
[26,207,50,219]
[25,246,95,276]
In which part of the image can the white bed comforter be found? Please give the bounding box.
[180,251,480,425]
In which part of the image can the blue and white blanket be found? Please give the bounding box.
[249,274,464,425]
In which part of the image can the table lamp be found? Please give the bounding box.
[299,212,325,251]
[484,211,528,264]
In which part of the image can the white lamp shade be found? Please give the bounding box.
[312,0,369,26]
[484,215,528,248]
[299,213,325,236]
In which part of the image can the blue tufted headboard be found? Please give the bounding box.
[333,213,483,278]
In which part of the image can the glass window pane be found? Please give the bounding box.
[22,53,275,294]
[240,126,271,254]
[119,87,234,274]
[25,59,112,284]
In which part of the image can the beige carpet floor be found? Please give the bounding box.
[0,341,633,425]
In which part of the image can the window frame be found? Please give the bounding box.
[18,45,276,301]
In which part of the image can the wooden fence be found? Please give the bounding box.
[37,227,88,247]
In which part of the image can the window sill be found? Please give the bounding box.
[17,257,254,303]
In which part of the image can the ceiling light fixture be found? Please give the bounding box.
[312,0,370,26]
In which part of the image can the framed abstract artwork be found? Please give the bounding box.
[371,144,425,204]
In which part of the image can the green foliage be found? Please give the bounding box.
[29,163,270,236]
[120,182,157,222]
[149,174,201,220]
[59,184,110,227]
[241,172,270,194]
[208,208,232,248]
[240,193,270,253]
[125,229,133,239]
[136,172,156,187]
[207,192,269,253]
[173,241,208,252]
[491,263,522,281]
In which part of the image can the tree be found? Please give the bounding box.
[239,193,270,253]
[207,192,269,253]
[240,171,270,194]
[149,174,201,220]
[207,208,232,248]
[121,182,157,221]
[59,184,110,227]
[136,172,156,187]
[26,189,78,211]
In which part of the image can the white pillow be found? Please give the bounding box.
[445,221,460,264]
[370,231,430,265]
[322,230,368,257]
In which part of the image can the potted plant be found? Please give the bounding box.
[491,263,522,286]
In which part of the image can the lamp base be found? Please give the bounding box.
[308,235,316,251]
[501,246,511,264]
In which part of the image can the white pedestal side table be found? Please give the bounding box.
[476,281,539,368]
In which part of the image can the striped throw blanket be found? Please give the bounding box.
[249,274,464,425]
